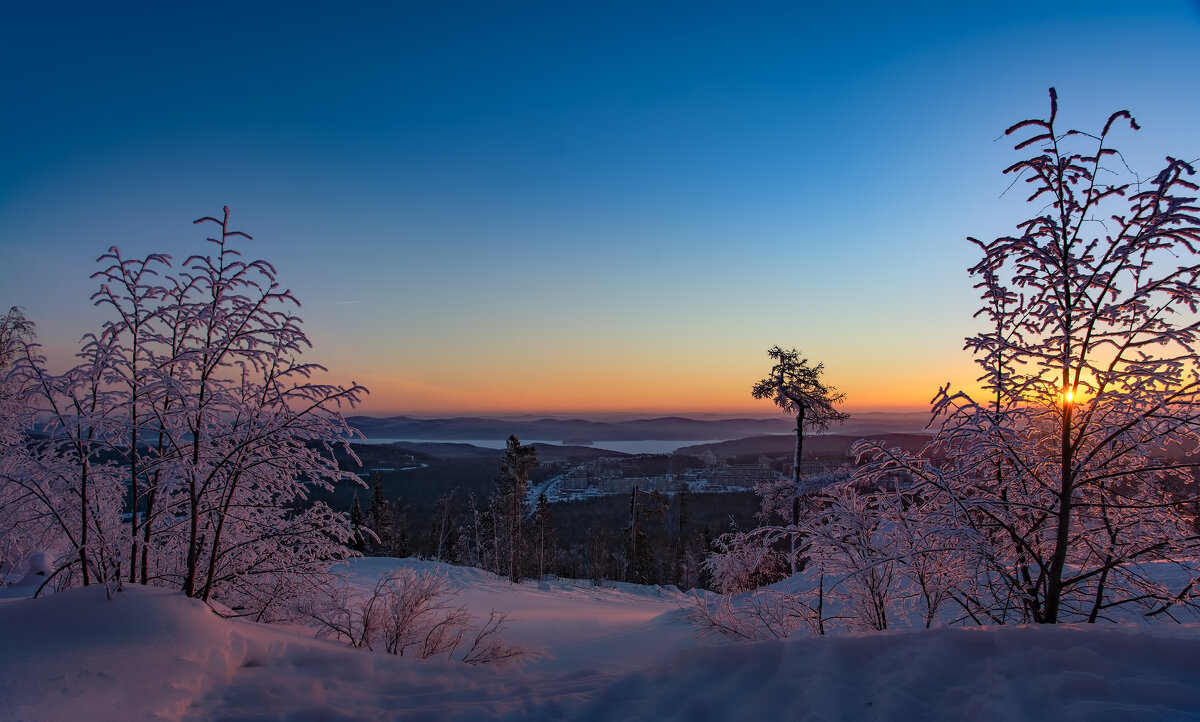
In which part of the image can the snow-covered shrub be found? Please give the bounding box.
[702,529,790,595]
[306,568,526,665]
[686,587,813,640]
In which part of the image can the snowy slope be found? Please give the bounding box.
[3,559,1200,721]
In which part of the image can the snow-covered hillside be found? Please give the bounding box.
[3,559,1200,721]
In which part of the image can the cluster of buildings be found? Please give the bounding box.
[543,453,856,502]
[558,458,674,495]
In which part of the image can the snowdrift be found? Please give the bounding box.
[3,559,1200,721]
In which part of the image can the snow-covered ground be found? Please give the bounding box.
[3,558,1200,721]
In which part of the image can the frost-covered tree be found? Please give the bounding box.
[2,208,367,617]
[692,91,1200,640]
[702,526,790,595]
[856,89,1200,624]
[751,346,848,572]
[453,491,486,569]
[0,308,43,585]
[8,332,127,592]
[0,308,35,372]
[431,490,457,563]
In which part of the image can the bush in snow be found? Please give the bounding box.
[306,568,527,665]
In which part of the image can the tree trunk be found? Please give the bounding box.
[1045,269,1075,624]
[79,457,91,586]
[1044,396,1075,623]
[183,472,200,597]
[790,406,806,573]
[128,419,139,584]
[629,487,639,581]
[816,572,825,636]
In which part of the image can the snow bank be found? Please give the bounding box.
[582,624,1200,721]
[3,560,1200,721]
[0,585,236,720]
[337,557,699,674]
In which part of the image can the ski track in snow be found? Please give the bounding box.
[3,558,1200,721]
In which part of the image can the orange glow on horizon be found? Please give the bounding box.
[314,337,983,418]
[335,369,951,418]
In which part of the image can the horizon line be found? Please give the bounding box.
[347,408,932,419]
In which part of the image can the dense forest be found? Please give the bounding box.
[311,440,769,590]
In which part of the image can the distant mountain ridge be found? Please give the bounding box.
[674,432,933,458]
[347,440,628,461]
[347,412,931,443]
[347,415,793,442]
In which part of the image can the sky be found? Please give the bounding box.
[2,1,1199,417]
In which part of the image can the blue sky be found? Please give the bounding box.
[2,1,1199,414]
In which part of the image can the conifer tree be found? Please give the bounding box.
[389,500,410,558]
[367,472,393,555]
[751,347,847,572]
[350,493,365,553]
[626,487,668,584]
[490,435,538,583]
[530,492,555,580]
